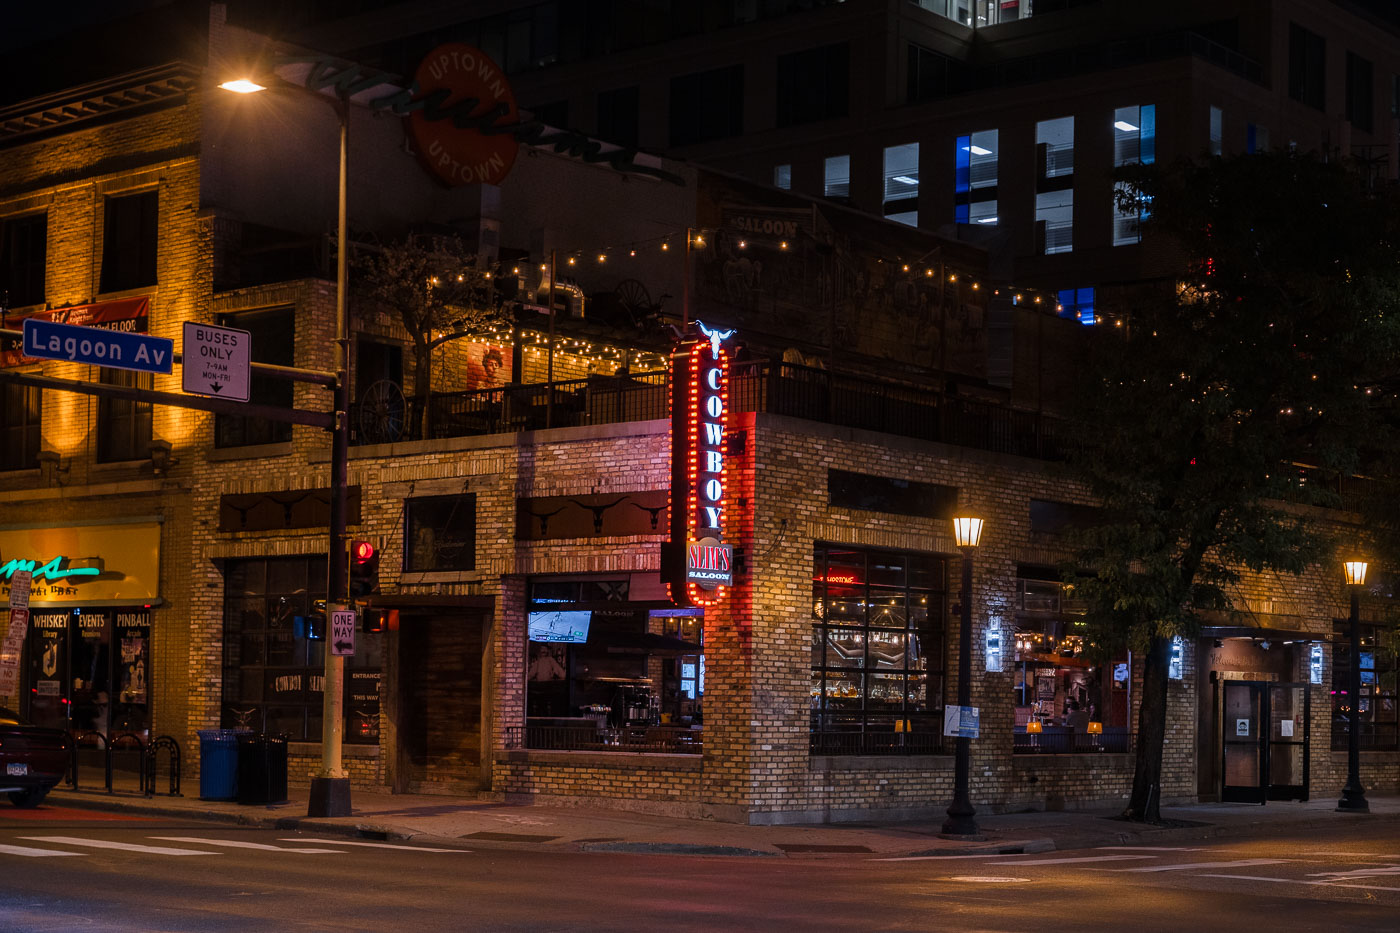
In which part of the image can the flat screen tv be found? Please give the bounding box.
[528,610,591,644]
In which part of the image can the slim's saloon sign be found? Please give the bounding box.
[667,322,734,606]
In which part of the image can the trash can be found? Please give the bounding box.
[197,729,246,801]
[236,733,289,805]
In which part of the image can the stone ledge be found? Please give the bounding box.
[809,754,955,772]
[495,749,702,771]
[206,441,295,462]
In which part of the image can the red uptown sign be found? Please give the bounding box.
[1,296,149,369]
[669,322,734,606]
[406,44,520,187]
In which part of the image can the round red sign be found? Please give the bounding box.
[407,44,519,187]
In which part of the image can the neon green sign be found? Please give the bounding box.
[0,557,102,582]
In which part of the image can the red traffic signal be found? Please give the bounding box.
[349,539,380,597]
[353,540,376,564]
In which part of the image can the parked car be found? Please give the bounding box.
[0,706,69,807]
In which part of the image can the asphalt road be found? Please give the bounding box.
[2,805,1400,931]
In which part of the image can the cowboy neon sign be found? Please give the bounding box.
[1,557,102,583]
[670,321,734,606]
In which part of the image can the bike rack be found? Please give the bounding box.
[144,735,182,797]
[69,731,111,793]
[109,733,147,795]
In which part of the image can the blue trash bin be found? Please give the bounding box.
[197,729,246,800]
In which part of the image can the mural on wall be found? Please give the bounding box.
[692,175,989,380]
[462,342,512,390]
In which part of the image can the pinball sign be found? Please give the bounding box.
[669,322,734,605]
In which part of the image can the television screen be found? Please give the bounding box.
[528,610,591,644]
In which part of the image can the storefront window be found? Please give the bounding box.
[1332,622,1399,750]
[1012,573,1130,753]
[220,556,383,744]
[520,577,703,754]
[24,608,152,739]
[810,544,946,755]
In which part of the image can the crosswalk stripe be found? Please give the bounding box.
[148,837,347,854]
[278,838,468,852]
[1202,873,1400,892]
[0,842,85,858]
[1109,859,1289,873]
[18,836,216,856]
[1306,866,1400,878]
[875,854,1031,862]
[990,855,1154,866]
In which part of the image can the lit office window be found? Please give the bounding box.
[1058,287,1096,326]
[883,143,919,226]
[1209,106,1223,155]
[1036,118,1073,254]
[1246,123,1270,153]
[1037,191,1073,254]
[954,130,998,225]
[1112,105,1155,246]
[912,0,1031,27]
[774,164,792,189]
[1036,117,1074,178]
[824,154,850,198]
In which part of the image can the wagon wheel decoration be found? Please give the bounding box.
[358,379,407,444]
[614,278,653,326]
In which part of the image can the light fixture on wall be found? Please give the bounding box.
[36,449,69,487]
[149,439,178,476]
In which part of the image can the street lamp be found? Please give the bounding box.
[1338,558,1370,813]
[220,76,353,818]
[943,510,984,837]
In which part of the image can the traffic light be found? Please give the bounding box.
[349,539,379,597]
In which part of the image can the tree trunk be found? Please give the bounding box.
[409,342,432,439]
[1123,633,1172,822]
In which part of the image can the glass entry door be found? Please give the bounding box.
[1222,681,1267,803]
[1221,680,1311,803]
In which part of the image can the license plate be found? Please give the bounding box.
[6,763,27,776]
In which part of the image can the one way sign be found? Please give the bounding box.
[329,609,356,657]
[182,321,251,402]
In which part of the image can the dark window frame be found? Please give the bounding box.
[1288,23,1326,111]
[828,469,957,518]
[776,43,850,128]
[669,64,744,147]
[596,85,640,148]
[0,381,42,471]
[96,367,153,463]
[1346,51,1374,133]
[0,212,47,308]
[99,190,158,295]
[404,494,477,572]
[214,306,295,448]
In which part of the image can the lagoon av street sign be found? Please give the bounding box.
[22,317,173,374]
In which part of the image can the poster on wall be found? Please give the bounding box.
[119,636,147,704]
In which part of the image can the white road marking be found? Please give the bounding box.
[1109,859,1289,873]
[278,838,468,852]
[149,837,347,854]
[1306,866,1400,878]
[876,853,1032,862]
[0,842,85,858]
[944,876,1031,883]
[19,836,216,856]
[990,855,1155,866]
[1203,874,1400,893]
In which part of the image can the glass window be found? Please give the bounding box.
[0,212,46,308]
[404,494,476,572]
[774,164,791,189]
[1346,52,1374,133]
[1209,106,1223,156]
[911,0,1031,27]
[1288,23,1326,111]
[0,382,41,471]
[1333,622,1398,751]
[215,307,294,448]
[1036,190,1073,254]
[882,143,919,226]
[811,543,946,755]
[954,130,998,225]
[1113,107,1154,248]
[96,368,153,463]
[670,65,744,147]
[221,556,381,744]
[1246,122,1270,154]
[824,154,850,198]
[100,191,157,294]
[907,43,967,102]
[1057,287,1095,325]
[596,85,639,148]
[777,43,849,128]
[1036,117,1074,178]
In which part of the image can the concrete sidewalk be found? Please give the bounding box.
[38,785,1400,858]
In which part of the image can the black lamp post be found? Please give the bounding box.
[942,511,984,838]
[1337,559,1370,813]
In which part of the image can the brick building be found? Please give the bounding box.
[0,2,1393,822]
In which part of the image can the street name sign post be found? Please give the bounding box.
[22,318,173,374]
[329,609,356,657]
[182,322,251,401]
[0,570,34,697]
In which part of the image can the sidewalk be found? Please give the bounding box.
[39,786,1400,858]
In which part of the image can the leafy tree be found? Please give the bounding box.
[1067,152,1400,822]
[353,234,508,439]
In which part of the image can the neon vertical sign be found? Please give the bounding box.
[668,321,734,606]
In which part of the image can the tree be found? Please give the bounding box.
[1067,152,1400,822]
[353,234,509,439]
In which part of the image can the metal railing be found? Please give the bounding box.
[505,723,703,755]
[1014,726,1132,754]
[359,361,1069,461]
[68,731,183,796]
[810,712,949,756]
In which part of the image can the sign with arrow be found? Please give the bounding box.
[182,321,251,402]
[329,609,356,657]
